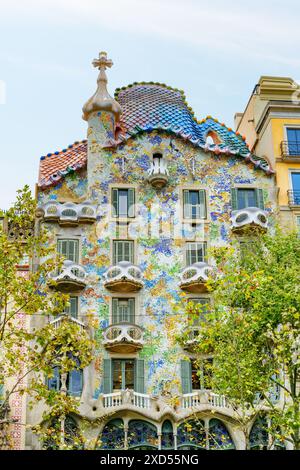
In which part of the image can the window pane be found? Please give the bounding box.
[237,189,256,209]
[186,243,206,266]
[125,361,134,389]
[112,360,122,390]
[191,360,201,390]
[57,239,79,262]
[68,369,82,397]
[113,241,134,264]
[65,297,78,318]
[118,190,128,217]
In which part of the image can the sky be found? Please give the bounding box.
[1,0,300,209]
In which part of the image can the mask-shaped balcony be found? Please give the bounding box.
[102,323,144,353]
[48,260,87,292]
[182,326,200,351]
[179,262,213,293]
[103,261,144,293]
[148,159,169,189]
[42,201,97,226]
[230,207,268,233]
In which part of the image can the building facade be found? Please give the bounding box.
[25,53,282,450]
[235,75,300,232]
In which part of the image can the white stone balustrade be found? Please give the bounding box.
[103,261,144,293]
[182,391,229,410]
[179,262,213,293]
[48,260,87,292]
[42,201,97,225]
[50,314,85,331]
[103,323,144,352]
[182,326,200,350]
[230,206,268,232]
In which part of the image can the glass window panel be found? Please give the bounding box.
[112,360,122,390]
[118,190,128,218]
[191,360,201,390]
[113,241,134,264]
[186,242,206,266]
[237,189,256,210]
[125,361,134,389]
[64,297,78,318]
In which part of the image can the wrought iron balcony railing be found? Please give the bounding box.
[281,141,300,159]
[287,190,300,206]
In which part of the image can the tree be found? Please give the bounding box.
[182,229,300,449]
[0,186,94,449]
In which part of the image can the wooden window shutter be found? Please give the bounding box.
[112,298,119,324]
[231,188,238,211]
[103,359,112,394]
[112,188,119,217]
[180,360,192,394]
[128,189,135,218]
[183,190,190,219]
[198,190,207,219]
[255,189,265,210]
[134,359,145,394]
[128,298,135,324]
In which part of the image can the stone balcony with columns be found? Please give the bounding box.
[102,323,144,353]
[103,261,144,293]
[148,159,169,189]
[79,389,237,423]
[230,207,268,234]
[179,262,213,293]
[42,201,97,226]
[48,260,87,293]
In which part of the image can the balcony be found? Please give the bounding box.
[42,201,97,226]
[287,190,300,207]
[182,326,200,351]
[103,261,144,293]
[48,260,87,292]
[148,160,169,189]
[181,391,229,410]
[179,262,213,293]
[280,141,300,161]
[102,323,144,353]
[230,207,268,233]
[50,314,86,331]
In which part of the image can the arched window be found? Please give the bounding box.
[128,420,158,450]
[99,419,125,450]
[43,415,82,450]
[249,416,285,450]
[161,420,174,450]
[209,419,235,450]
[177,419,206,450]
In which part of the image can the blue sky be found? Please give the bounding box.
[1,0,300,208]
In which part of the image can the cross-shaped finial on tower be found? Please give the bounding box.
[92,51,113,71]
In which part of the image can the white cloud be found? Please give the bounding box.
[1,0,300,66]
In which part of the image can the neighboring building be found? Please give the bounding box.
[26,53,280,450]
[235,76,300,232]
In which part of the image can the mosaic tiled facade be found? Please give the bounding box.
[26,53,281,450]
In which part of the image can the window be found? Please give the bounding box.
[57,239,79,263]
[183,190,206,219]
[192,359,213,390]
[64,297,78,318]
[181,359,213,393]
[112,298,135,324]
[185,242,207,266]
[113,240,134,264]
[291,172,300,204]
[112,359,135,390]
[103,359,144,394]
[47,360,83,397]
[231,188,264,210]
[287,128,300,155]
[112,188,135,218]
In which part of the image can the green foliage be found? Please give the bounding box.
[0,187,95,450]
[186,229,300,449]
